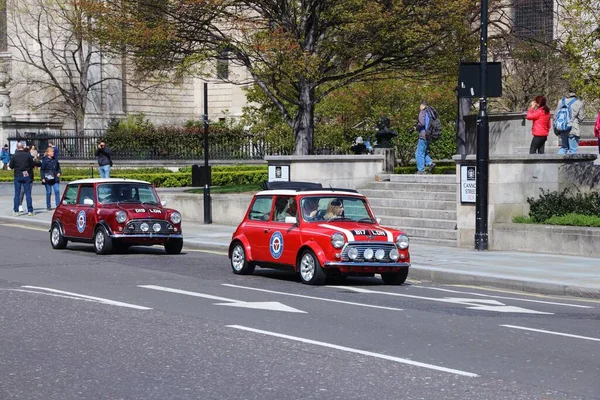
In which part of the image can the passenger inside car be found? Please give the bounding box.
[274,197,297,222]
[324,199,344,220]
[301,197,320,221]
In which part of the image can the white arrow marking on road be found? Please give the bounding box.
[21,286,152,310]
[334,287,553,315]
[139,285,306,313]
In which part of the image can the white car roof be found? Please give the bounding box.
[255,189,363,197]
[68,178,151,185]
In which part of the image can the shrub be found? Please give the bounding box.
[527,188,600,223]
[545,213,600,227]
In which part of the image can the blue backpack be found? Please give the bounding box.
[553,98,577,133]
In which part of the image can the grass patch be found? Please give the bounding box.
[544,213,600,227]
[186,184,262,194]
[512,215,534,224]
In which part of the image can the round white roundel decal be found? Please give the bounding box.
[76,210,87,233]
[269,231,284,259]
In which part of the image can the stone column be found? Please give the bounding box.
[373,148,395,174]
[0,52,13,146]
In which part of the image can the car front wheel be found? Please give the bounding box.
[298,249,326,285]
[93,227,113,255]
[164,238,183,255]
[230,242,255,275]
[50,223,67,249]
[381,269,409,285]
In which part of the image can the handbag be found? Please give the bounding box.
[44,172,55,182]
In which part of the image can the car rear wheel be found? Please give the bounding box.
[164,238,183,255]
[230,242,255,275]
[298,249,326,285]
[381,269,409,285]
[94,227,113,255]
[50,223,67,249]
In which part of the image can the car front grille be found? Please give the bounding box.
[340,242,397,262]
[124,219,174,235]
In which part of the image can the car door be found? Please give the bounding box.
[270,196,302,267]
[71,184,97,239]
[244,196,274,262]
[60,184,80,237]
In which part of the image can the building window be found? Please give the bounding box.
[513,0,554,42]
[216,50,229,80]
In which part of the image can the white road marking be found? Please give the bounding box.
[21,286,152,310]
[228,325,479,377]
[222,284,403,311]
[334,286,552,314]
[413,286,594,309]
[501,325,600,342]
[1,288,97,302]
[0,223,48,232]
[139,285,305,313]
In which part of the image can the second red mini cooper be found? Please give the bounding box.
[229,182,410,285]
[50,178,183,255]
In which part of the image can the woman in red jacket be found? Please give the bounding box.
[594,110,600,154]
[526,95,551,154]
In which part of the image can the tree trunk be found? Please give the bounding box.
[292,83,315,155]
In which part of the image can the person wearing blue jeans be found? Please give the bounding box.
[414,100,435,174]
[554,92,584,155]
[41,147,62,210]
[9,142,35,215]
[95,141,113,178]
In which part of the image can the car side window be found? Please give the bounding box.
[273,196,297,222]
[63,185,79,205]
[77,185,95,205]
[248,196,273,221]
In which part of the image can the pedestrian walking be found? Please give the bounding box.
[41,147,62,210]
[413,100,436,174]
[594,110,600,154]
[526,96,551,154]
[0,144,10,170]
[30,144,39,161]
[8,142,35,216]
[554,90,585,154]
[95,140,113,178]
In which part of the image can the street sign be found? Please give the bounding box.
[458,62,502,98]
[460,165,476,203]
[268,165,290,182]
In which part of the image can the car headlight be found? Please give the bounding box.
[331,233,345,249]
[115,210,127,224]
[170,212,182,224]
[389,248,400,261]
[140,222,149,232]
[363,248,374,260]
[375,249,385,260]
[396,234,409,250]
[348,247,358,260]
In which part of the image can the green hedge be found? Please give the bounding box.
[527,189,600,223]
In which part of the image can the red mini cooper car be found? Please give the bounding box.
[228,182,410,285]
[50,178,183,255]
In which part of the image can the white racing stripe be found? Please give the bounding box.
[501,325,600,342]
[319,224,355,241]
[222,284,402,311]
[379,227,394,242]
[21,286,152,310]
[228,325,479,377]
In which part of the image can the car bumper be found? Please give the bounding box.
[110,234,183,240]
[324,261,410,270]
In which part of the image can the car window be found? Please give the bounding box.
[97,183,159,204]
[63,185,79,205]
[248,196,273,221]
[77,185,94,205]
[273,196,297,222]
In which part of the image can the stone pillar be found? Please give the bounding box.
[373,148,395,174]
[0,52,13,146]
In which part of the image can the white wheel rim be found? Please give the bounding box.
[231,245,245,271]
[95,231,104,250]
[300,253,315,282]
[51,227,60,246]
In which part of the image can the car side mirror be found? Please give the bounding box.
[161,200,167,207]
[284,216,297,224]
[83,198,94,206]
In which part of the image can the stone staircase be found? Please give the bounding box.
[360,174,458,246]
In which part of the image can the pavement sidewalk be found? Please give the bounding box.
[0,193,599,299]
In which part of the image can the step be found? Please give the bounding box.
[389,174,457,184]
[399,227,457,241]
[361,189,456,202]
[370,206,457,221]
[364,181,457,193]
[368,197,456,211]
[378,216,457,231]
[409,237,457,247]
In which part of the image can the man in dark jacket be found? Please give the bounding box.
[9,142,35,216]
[95,140,113,178]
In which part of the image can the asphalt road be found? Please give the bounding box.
[0,224,598,400]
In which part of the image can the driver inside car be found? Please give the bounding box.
[324,199,344,220]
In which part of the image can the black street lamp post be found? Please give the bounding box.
[203,82,212,224]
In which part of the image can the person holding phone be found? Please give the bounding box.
[526,95,551,154]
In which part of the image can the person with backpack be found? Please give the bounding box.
[526,95,551,154]
[413,100,438,174]
[553,90,584,154]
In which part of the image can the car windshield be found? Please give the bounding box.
[300,196,374,223]
[97,183,159,204]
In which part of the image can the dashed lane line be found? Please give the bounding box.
[228,325,479,377]
[501,324,600,342]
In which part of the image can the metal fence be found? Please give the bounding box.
[8,129,350,160]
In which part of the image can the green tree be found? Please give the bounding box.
[85,0,478,155]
